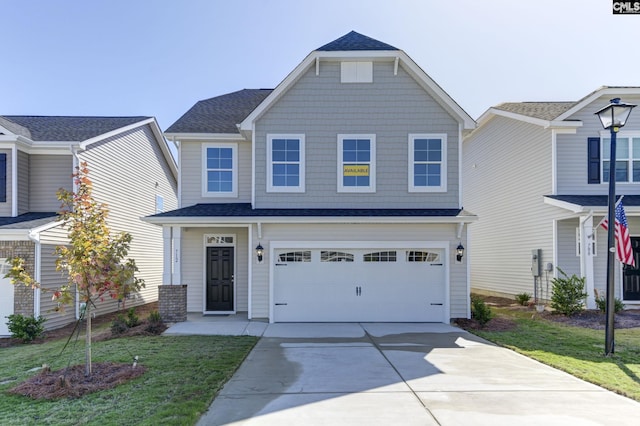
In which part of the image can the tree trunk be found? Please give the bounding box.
[85,302,92,377]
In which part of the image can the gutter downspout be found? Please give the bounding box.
[70,145,81,318]
[11,145,17,217]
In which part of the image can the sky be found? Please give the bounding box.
[2,0,640,133]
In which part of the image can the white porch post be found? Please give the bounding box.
[580,215,596,309]
[162,226,172,285]
[172,226,182,285]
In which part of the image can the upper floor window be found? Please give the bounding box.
[202,143,237,197]
[409,134,447,192]
[267,134,305,192]
[602,136,640,183]
[338,134,376,192]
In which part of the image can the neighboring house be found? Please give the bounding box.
[146,31,477,324]
[0,116,177,335]
[463,86,640,309]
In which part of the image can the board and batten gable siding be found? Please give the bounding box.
[249,222,468,319]
[29,154,73,212]
[77,124,177,313]
[181,227,249,313]
[254,60,460,209]
[463,115,559,297]
[0,149,12,216]
[17,151,29,214]
[556,94,640,195]
[180,139,252,206]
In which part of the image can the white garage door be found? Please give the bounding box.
[273,247,446,322]
[0,260,15,336]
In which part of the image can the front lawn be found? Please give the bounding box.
[0,334,258,425]
[467,305,640,402]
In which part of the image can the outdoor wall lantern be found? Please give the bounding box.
[595,97,636,356]
[456,243,465,262]
[255,243,264,263]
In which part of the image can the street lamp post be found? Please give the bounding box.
[595,98,636,356]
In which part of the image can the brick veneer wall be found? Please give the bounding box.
[0,241,36,316]
[158,285,187,323]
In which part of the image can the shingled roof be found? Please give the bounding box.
[492,102,577,121]
[317,31,399,51]
[165,89,273,134]
[0,116,150,141]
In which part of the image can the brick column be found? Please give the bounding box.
[158,285,187,323]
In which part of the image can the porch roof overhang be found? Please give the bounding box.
[544,195,640,214]
[0,212,61,241]
[143,203,478,226]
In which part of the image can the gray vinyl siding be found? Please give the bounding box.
[29,155,73,212]
[557,94,640,195]
[0,149,12,216]
[556,219,581,278]
[254,60,460,209]
[39,243,74,331]
[77,124,177,315]
[17,151,29,214]
[463,116,558,297]
[180,140,251,206]
[249,222,468,320]
[181,227,249,313]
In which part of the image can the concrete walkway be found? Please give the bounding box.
[164,320,640,425]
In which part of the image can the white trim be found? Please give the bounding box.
[164,132,246,141]
[266,134,305,193]
[201,143,238,198]
[202,233,237,315]
[172,227,181,285]
[268,240,450,324]
[337,134,376,193]
[600,131,640,184]
[11,145,17,217]
[251,123,256,207]
[555,87,640,122]
[408,133,447,192]
[248,224,253,319]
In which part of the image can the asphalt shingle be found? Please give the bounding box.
[317,31,399,51]
[0,116,150,141]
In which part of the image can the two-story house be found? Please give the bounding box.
[147,32,476,323]
[0,116,177,335]
[463,86,640,309]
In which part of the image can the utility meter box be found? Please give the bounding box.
[531,249,541,277]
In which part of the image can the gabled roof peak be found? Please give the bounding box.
[317,31,399,52]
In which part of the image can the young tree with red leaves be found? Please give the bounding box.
[6,163,144,376]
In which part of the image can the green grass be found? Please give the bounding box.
[470,307,640,401]
[0,334,258,425]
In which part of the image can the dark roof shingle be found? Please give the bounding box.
[165,89,273,134]
[0,116,150,141]
[317,31,398,51]
[0,212,58,229]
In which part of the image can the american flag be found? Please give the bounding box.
[601,200,635,266]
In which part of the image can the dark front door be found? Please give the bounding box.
[623,237,640,301]
[206,247,234,311]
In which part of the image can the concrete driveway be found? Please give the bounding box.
[195,323,640,425]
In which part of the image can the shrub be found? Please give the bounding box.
[471,296,493,326]
[6,314,47,342]
[125,307,140,327]
[145,310,165,334]
[594,289,625,314]
[550,268,587,316]
[515,292,532,306]
[111,314,129,335]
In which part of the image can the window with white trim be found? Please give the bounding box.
[278,251,311,262]
[267,134,305,192]
[363,251,396,262]
[321,251,354,262]
[406,250,440,262]
[203,144,237,197]
[409,134,446,192]
[602,136,640,183]
[338,134,376,192]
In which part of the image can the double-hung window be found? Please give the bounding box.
[409,134,446,192]
[602,135,640,183]
[202,143,237,197]
[338,134,376,192]
[267,134,305,192]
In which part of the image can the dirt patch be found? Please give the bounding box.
[8,362,146,400]
[2,303,164,400]
[456,295,640,332]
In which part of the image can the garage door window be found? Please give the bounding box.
[321,251,354,262]
[278,251,311,262]
[363,251,397,262]
[406,251,439,262]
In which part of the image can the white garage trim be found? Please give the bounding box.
[268,240,450,323]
